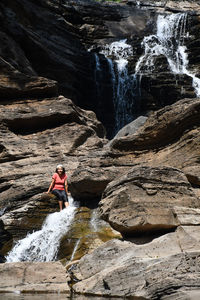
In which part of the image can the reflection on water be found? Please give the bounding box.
[0,294,119,300]
[0,294,68,300]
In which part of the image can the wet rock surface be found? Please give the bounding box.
[58,207,121,261]
[71,226,200,298]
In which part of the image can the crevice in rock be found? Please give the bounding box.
[124,227,176,245]
[4,113,82,135]
[119,225,177,240]
[76,197,101,209]
[70,128,94,150]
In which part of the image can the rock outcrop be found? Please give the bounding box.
[99,166,200,236]
[0,261,70,293]
[0,95,106,239]
[110,98,200,154]
[1,0,200,135]
[69,98,200,199]
[71,226,200,299]
[0,0,200,298]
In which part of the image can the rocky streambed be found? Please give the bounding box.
[0,0,200,299]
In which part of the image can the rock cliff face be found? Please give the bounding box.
[0,96,105,238]
[68,96,200,298]
[1,0,200,136]
[0,0,200,299]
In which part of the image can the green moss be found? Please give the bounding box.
[58,208,122,262]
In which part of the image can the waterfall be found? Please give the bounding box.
[135,13,200,96]
[6,196,76,262]
[70,238,81,261]
[100,39,138,134]
[90,209,99,232]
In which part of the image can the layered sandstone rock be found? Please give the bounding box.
[1,0,200,135]
[71,226,200,299]
[69,98,200,200]
[110,98,200,153]
[0,261,70,293]
[0,96,106,238]
[99,165,200,236]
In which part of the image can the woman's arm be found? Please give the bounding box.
[47,179,55,193]
[65,179,68,194]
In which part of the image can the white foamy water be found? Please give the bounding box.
[6,196,76,262]
[101,39,133,71]
[135,13,200,96]
[90,209,99,232]
[100,39,137,133]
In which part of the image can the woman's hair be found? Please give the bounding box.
[55,165,66,174]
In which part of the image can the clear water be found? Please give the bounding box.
[0,294,121,300]
[6,197,76,262]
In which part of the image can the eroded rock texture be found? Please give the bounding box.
[0,0,200,298]
[71,227,200,299]
[69,98,200,199]
[0,96,106,239]
[0,261,70,293]
[99,166,200,236]
[1,0,200,135]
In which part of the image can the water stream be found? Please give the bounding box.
[135,13,200,96]
[100,39,138,134]
[6,196,76,262]
[93,13,200,138]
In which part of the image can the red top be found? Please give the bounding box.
[52,173,67,191]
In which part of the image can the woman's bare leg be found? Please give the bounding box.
[59,201,63,211]
[64,202,69,208]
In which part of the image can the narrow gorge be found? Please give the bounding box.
[0,0,200,299]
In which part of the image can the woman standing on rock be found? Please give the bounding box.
[47,164,69,211]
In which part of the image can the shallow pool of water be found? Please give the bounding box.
[0,294,120,300]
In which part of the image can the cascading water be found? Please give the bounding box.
[100,40,139,134]
[92,13,200,137]
[6,196,76,262]
[135,13,200,96]
[70,238,81,261]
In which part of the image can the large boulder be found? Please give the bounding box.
[110,98,200,153]
[68,152,136,200]
[99,165,200,236]
[110,116,148,139]
[71,226,200,299]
